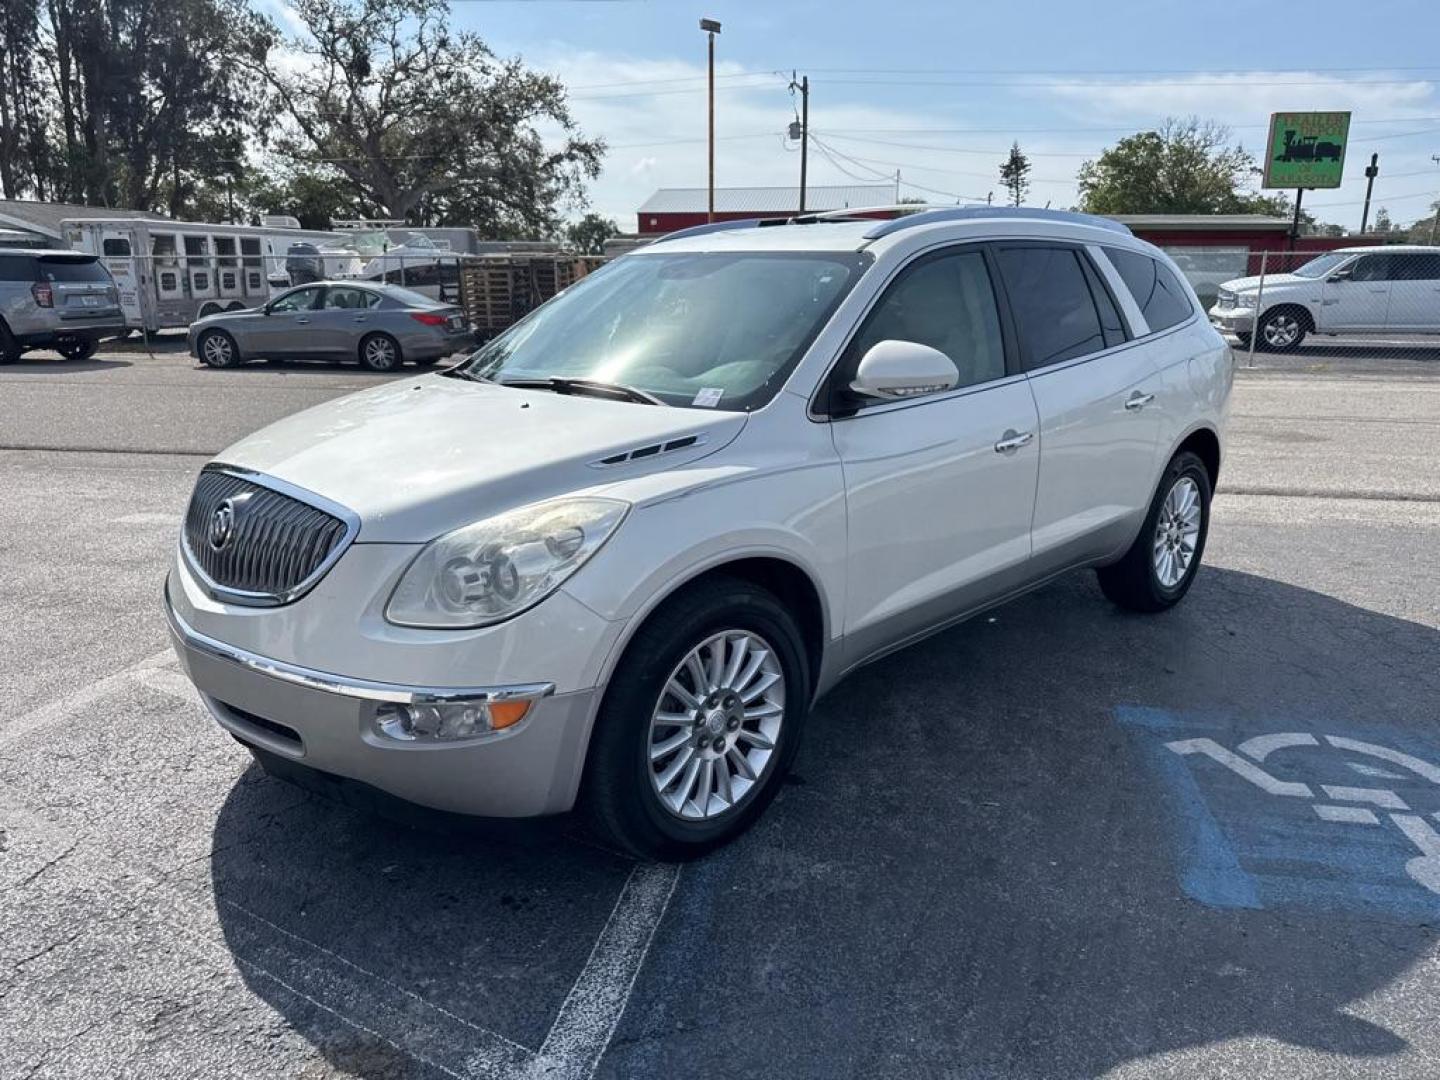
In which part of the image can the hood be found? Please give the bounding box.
[1220,273,1310,293]
[216,375,748,542]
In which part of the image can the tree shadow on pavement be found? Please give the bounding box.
[209,566,1440,1079]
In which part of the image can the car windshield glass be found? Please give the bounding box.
[1291,251,1352,279]
[37,257,109,283]
[458,250,869,411]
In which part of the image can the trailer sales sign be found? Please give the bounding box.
[1263,112,1351,189]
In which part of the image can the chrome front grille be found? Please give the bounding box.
[182,467,356,605]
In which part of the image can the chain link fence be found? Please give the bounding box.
[1202,247,1440,369]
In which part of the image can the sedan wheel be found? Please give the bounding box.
[198,330,238,368]
[360,333,402,372]
[647,630,786,821]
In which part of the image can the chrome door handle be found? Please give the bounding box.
[994,429,1034,454]
[1125,392,1155,411]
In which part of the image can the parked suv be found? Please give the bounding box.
[165,208,1230,859]
[0,249,126,363]
[1210,244,1440,351]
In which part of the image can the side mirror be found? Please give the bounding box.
[849,339,960,401]
[1327,268,1353,283]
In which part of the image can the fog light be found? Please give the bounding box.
[374,698,533,742]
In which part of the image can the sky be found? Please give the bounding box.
[278,0,1440,231]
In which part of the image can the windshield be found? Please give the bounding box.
[458,250,869,411]
[1292,251,1353,279]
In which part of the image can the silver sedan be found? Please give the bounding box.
[188,281,473,372]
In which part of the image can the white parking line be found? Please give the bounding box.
[0,646,175,745]
[6,649,684,1080]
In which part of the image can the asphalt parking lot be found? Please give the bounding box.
[2,338,1438,1079]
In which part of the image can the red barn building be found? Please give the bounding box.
[636,184,896,235]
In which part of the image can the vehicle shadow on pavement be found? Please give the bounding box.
[208,566,1440,1078]
[3,357,134,373]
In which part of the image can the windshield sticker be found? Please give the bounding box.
[693,387,724,408]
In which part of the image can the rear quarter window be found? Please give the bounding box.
[0,255,35,280]
[1105,249,1195,333]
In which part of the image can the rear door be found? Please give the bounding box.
[311,285,382,357]
[996,243,1162,574]
[1321,253,1394,330]
[1386,252,1440,330]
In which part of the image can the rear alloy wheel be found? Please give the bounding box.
[1096,450,1211,613]
[359,332,403,372]
[0,321,21,364]
[198,329,239,368]
[583,576,810,860]
[56,338,97,361]
[1257,308,1307,352]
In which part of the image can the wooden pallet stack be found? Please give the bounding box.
[458,253,609,340]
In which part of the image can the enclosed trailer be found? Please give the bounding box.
[60,218,355,331]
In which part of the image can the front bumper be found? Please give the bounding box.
[1208,305,1255,333]
[165,580,601,817]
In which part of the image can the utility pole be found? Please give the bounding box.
[1288,187,1305,252]
[789,72,809,214]
[1431,156,1440,244]
[1360,153,1379,233]
[700,18,721,223]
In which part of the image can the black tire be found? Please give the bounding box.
[1254,306,1308,352]
[1096,450,1212,613]
[56,338,97,361]
[581,576,811,860]
[197,328,240,368]
[359,332,403,372]
[0,320,20,364]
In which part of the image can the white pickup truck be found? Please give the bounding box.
[1209,244,1440,351]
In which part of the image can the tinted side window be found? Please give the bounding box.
[1393,253,1440,281]
[1349,254,1393,282]
[1105,249,1194,333]
[996,247,1106,369]
[269,287,321,313]
[1081,254,1127,348]
[0,255,35,280]
[322,287,379,310]
[846,249,1006,395]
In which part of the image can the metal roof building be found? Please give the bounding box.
[0,200,167,246]
[637,184,895,234]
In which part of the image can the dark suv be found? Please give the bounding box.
[0,249,127,363]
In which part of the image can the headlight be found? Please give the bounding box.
[1231,293,1256,309]
[385,497,628,628]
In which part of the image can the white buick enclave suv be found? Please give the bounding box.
[166,207,1231,859]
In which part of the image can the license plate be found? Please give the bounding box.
[447,315,464,330]
[79,295,100,307]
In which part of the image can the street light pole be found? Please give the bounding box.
[1431,155,1440,244]
[1360,153,1379,234]
[700,18,722,223]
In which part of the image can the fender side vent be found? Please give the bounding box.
[590,433,705,468]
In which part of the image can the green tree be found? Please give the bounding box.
[565,212,620,255]
[998,141,1030,207]
[1408,201,1440,244]
[1372,207,1394,234]
[1076,118,1288,216]
[0,0,46,198]
[250,0,603,235]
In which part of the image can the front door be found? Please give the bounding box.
[995,243,1163,573]
[1320,252,1394,330]
[829,245,1041,665]
[249,285,324,356]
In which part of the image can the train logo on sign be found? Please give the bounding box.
[1263,111,1351,189]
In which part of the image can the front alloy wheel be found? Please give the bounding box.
[1259,309,1306,352]
[198,330,238,368]
[647,630,786,820]
[583,576,809,860]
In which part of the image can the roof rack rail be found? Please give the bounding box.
[652,218,764,244]
[862,206,1132,240]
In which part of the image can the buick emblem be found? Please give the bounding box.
[208,499,236,551]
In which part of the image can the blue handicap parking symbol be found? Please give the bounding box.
[1118,707,1440,922]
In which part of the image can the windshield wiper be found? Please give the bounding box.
[498,376,662,406]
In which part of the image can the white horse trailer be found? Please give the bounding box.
[60,218,354,332]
